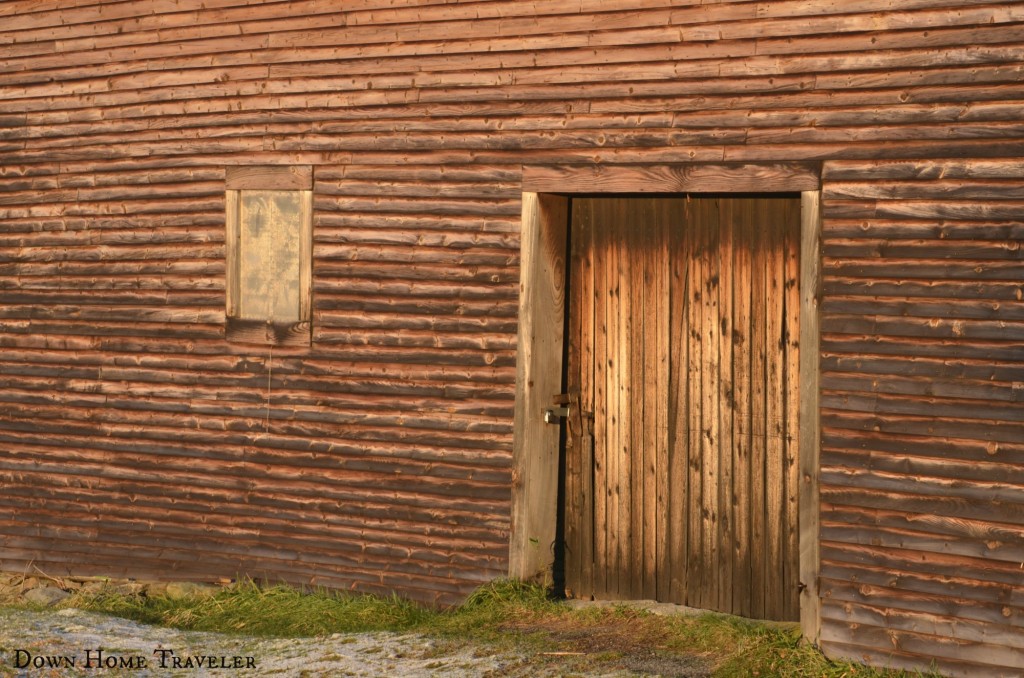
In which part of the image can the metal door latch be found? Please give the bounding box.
[544,406,569,424]
[544,393,572,424]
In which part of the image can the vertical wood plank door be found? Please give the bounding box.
[564,195,801,621]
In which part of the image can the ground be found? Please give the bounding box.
[1,575,901,677]
[0,606,711,677]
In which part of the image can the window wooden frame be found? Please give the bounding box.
[225,166,314,347]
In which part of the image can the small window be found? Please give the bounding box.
[225,166,313,346]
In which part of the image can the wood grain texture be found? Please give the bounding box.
[508,192,567,583]
[522,164,820,194]
[799,190,822,643]
[565,196,800,620]
[225,165,313,190]
[1,2,1023,669]
[816,159,1024,668]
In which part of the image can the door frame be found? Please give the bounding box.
[508,163,822,644]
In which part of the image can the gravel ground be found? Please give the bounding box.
[0,607,530,678]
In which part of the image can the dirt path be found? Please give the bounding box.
[1,607,675,677]
[1,607,525,677]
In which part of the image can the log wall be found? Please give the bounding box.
[0,0,1022,671]
[818,158,1024,676]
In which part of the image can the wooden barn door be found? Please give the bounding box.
[564,195,801,621]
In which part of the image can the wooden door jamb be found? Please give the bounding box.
[510,166,821,647]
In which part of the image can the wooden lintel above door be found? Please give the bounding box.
[522,163,820,194]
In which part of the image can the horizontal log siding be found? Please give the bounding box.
[0,163,517,605]
[818,159,1024,676]
[0,1,1021,668]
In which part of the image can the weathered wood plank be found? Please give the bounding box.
[823,199,1024,221]
[802,408,1024,447]
[606,202,623,599]
[748,199,768,620]
[685,197,705,609]
[821,503,1024,562]
[797,189,820,642]
[822,158,1024,181]
[821,484,1024,528]
[821,333,1024,363]
[592,198,609,598]
[564,200,584,599]
[730,199,753,618]
[821,428,1024,468]
[821,277,1024,300]
[509,192,568,583]
[618,200,635,599]
[717,198,734,615]
[522,164,820,194]
[821,599,1024,657]
[225,165,313,190]
[225,319,311,347]
[822,598,1024,647]
[638,200,655,602]
[821,639,1019,678]
[821,541,1024,590]
[783,197,801,623]
[764,198,786,620]
[653,200,670,602]
[668,199,689,605]
[824,239,1024,261]
[822,371,1023,404]
[703,198,722,611]
[821,314,1024,342]
[823,179,1024,201]
[578,198,596,600]
[820,579,1024,645]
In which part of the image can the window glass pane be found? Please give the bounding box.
[238,190,302,322]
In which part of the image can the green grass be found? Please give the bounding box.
[68,580,430,636]
[12,579,937,677]
[662,614,903,678]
